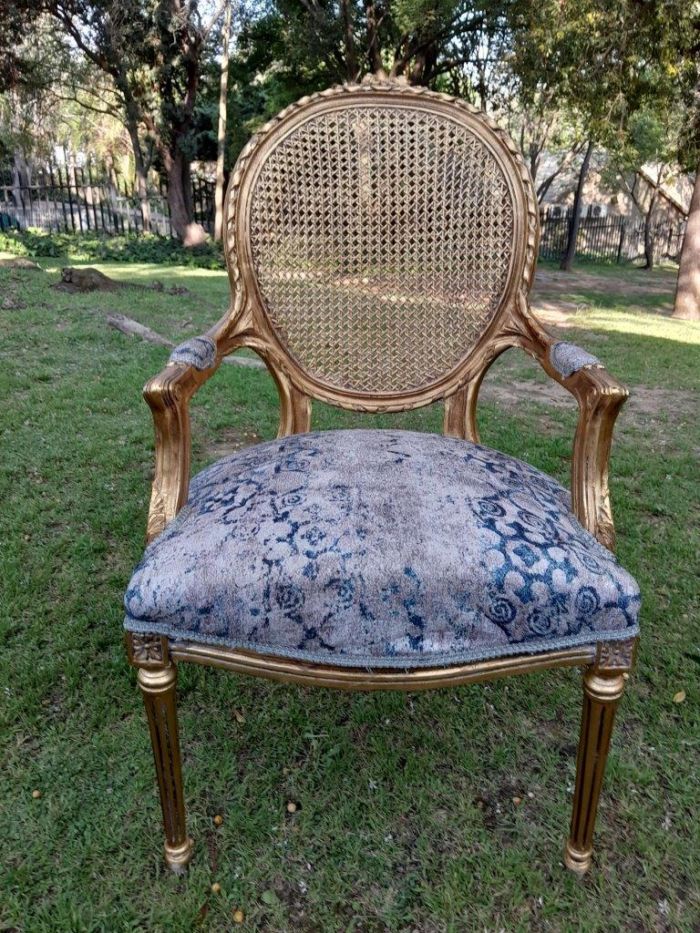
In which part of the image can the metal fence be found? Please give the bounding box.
[0,164,686,264]
[0,162,215,237]
[539,211,685,264]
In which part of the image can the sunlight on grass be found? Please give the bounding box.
[576,308,700,345]
[35,257,229,281]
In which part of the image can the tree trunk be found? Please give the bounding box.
[118,84,152,233]
[364,0,383,74]
[214,1,232,242]
[340,0,358,81]
[537,142,585,203]
[672,168,700,320]
[11,150,25,211]
[126,122,152,234]
[560,140,594,272]
[642,191,658,270]
[528,143,540,185]
[166,150,207,246]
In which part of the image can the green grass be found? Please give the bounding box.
[1,256,699,931]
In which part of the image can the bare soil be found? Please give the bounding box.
[532,267,675,315]
[480,374,697,429]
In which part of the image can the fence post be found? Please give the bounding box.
[616,220,626,264]
[50,164,67,232]
[60,166,75,232]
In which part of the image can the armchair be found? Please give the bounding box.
[124,74,639,878]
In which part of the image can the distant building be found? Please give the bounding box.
[538,154,692,223]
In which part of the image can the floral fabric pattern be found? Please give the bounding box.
[124,430,640,668]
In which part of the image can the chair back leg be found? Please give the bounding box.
[565,654,630,874]
[137,662,193,873]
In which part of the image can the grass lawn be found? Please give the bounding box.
[1,256,698,931]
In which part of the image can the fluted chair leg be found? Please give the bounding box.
[137,662,193,873]
[564,665,626,875]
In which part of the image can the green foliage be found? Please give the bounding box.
[509,0,699,164]
[0,228,225,268]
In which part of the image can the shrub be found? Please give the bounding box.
[0,228,225,269]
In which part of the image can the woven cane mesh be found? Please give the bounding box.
[249,104,515,394]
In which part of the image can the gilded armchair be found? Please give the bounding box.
[124,74,640,877]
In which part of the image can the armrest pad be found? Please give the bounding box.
[549,341,602,379]
[168,335,217,370]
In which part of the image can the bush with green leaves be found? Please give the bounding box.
[0,228,225,269]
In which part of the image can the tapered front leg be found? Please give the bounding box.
[137,660,193,873]
[564,639,635,875]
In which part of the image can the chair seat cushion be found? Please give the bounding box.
[124,430,640,668]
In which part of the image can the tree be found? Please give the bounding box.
[604,107,682,270]
[672,75,700,320]
[500,87,586,204]
[41,2,156,232]
[213,2,232,241]
[234,0,511,100]
[0,0,43,92]
[559,140,594,272]
[508,0,680,271]
[670,13,700,319]
[44,1,227,244]
[673,171,700,320]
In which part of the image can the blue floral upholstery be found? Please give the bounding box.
[124,430,640,668]
[550,342,601,379]
[168,335,217,370]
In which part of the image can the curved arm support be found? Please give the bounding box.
[142,324,312,542]
[516,314,629,551]
[143,358,219,542]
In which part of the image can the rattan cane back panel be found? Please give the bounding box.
[246,103,521,396]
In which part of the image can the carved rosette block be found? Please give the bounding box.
[596,638,637,672]
[126,631,169,668]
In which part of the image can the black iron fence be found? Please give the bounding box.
[0,162,215,237]
[539,211,685,264]
[0,164,686,265]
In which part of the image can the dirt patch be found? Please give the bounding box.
[53,266,191,295]
[1,293,25,310]
[204,428,263,460]
[480,377,697,432]
[534,267,674,297]
[53,266,120,292]
[532,267,675,317]
[0,257,41,270]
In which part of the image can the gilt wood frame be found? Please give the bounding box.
[128,74,637,875]
[142,74,628,551]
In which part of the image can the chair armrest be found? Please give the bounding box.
[523,334,629,551]
[143,336,219,541]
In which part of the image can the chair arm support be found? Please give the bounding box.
[143,337,220,542]
[522,334,629,551]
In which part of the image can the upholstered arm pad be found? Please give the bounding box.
[548,341,602,379]
[168,335,217,370]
